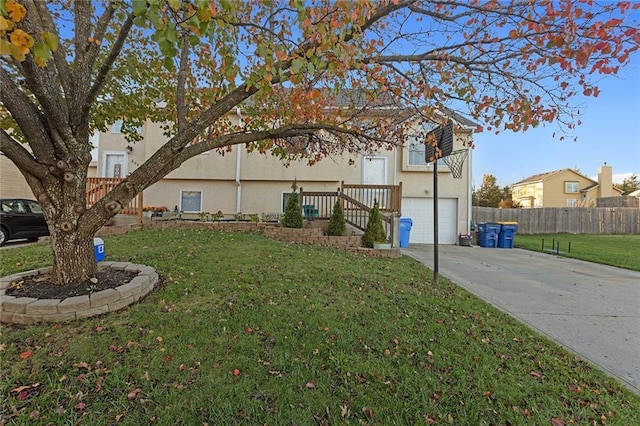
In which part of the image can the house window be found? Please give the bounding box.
[407,141,446,167]
[282,192,292,212]
[111,120,123,133]
[567,199,579,207]
[565,181,579,193]
[111,120,142,135]
[180,190,202,212]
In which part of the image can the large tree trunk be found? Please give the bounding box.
[49,225,98,285]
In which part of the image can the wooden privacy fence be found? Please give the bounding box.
[86,177,143,221]
[473,207,640,234]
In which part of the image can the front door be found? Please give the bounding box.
[362,156,387,207]
[103,152,126,178]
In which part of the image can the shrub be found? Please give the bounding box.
[362,199,387,247]
[327,200,346,236]
[282,181,303,228]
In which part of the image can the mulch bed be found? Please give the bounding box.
[6,269,138,300]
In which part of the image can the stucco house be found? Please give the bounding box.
[511,164,623,208]
[90,105,476,244]
[1,94,477,245]
[0,154,35,199]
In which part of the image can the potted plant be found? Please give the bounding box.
[458,233,472,246]
[362,199,389,248]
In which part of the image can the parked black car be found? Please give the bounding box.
[0,198,50,246]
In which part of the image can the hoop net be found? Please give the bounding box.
[442,149,468,179]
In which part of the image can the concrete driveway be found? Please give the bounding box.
[402,244,640,395]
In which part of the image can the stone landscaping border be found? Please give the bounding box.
[1,222,398,325]
[0,262,158,325]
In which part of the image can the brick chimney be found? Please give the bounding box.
[597,162,613,197]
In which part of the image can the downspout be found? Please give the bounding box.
[393,145,398,185]
[467,139,473,234]
[235,107,242,213]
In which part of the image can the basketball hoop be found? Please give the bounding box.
[442,149,468,179]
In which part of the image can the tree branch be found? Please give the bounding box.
[28,0,72,102]
[85,13,135,122]
[0,67,57,163]
[0,129,49,180]
[176,36,190,132]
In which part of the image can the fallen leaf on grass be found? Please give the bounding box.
[74,402,86,411]
[73,361,89,369]
[306,381,315,389]
[551,418,565,426]
[340,404,350,418]
[530,371,542,379]
[20,351,31,360]
[11,383,40,394]
[127,388,142,400]
[361,406,374,419]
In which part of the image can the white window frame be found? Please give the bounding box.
[180,190,203,213]
[565,181,579,193]
[89,131,100,163]
[567,198,579,207]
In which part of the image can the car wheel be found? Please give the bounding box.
[0,227,7,246]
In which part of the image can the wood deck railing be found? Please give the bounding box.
[300,182,402,242]
[341,181,402,215]
[86,177,143,222]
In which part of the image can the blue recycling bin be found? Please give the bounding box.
[477,223,501,248]
[399,217,413,248]
[94,237,105,262]
[497,223,518,248]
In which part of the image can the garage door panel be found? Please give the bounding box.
[402,198,457,244]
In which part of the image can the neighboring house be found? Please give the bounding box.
[92,106,477,244]
[511,164,623,208]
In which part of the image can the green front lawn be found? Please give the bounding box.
[515,233,640,271]
[1,229,639,425]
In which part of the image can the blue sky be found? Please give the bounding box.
[471,58,640,188]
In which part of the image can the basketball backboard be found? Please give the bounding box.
[424,119,454,163]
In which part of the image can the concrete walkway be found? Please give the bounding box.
[402,244,640,394]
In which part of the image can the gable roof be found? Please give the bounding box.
[512,168,589,185]
[325,89,478,129]
[513,167,624,194]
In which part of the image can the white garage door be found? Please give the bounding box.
[401,198,458,244]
